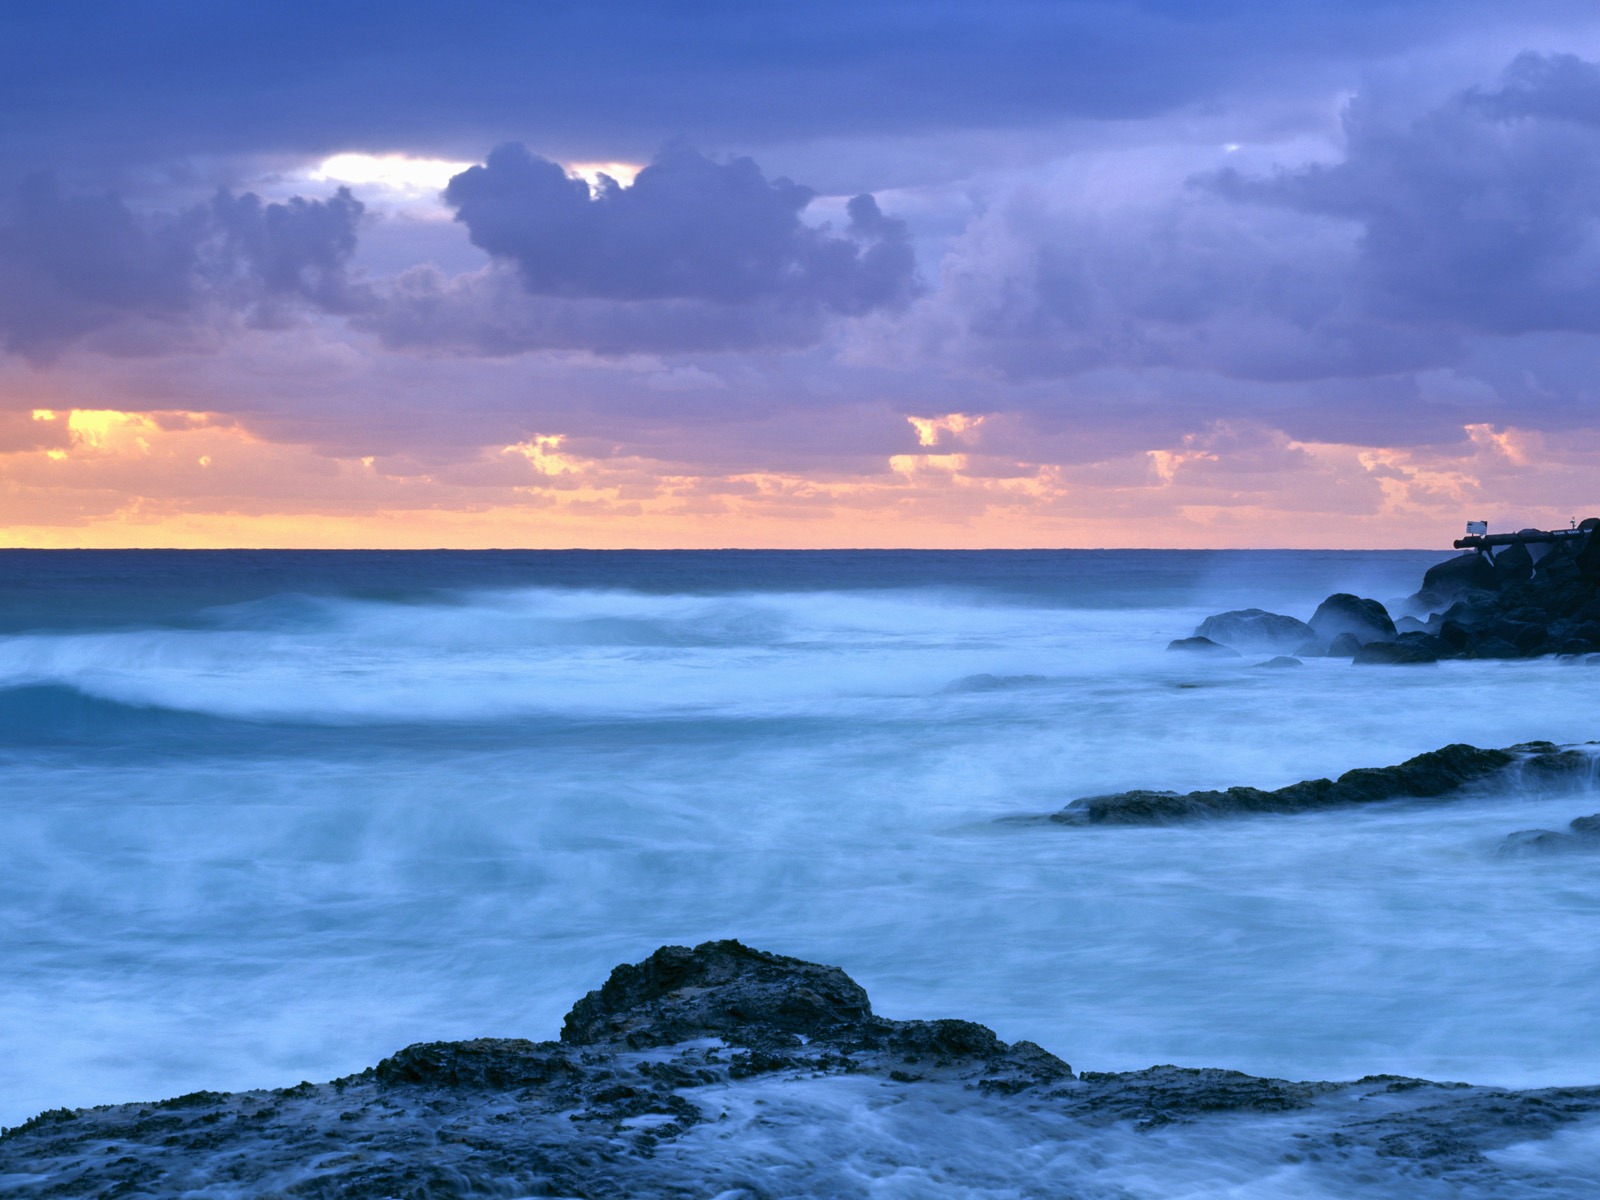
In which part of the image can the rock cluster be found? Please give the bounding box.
[1042,741,1596,826]
[5,940,1600,1197]
[1174,520,1600,663]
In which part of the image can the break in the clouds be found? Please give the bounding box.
[6,2,1600,546]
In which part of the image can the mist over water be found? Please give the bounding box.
[4,549,1600,1133]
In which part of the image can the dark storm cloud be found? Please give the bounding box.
[371,146,918,355]
[0,0,1586,181]
[0,176,367,358]
[447,145,915,312]
[927,48,1600,433]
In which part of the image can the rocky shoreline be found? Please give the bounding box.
[5,941,1600,1197]
[1173,521,1600,663]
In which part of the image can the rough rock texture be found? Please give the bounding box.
[1310,593,1397,645]
[1193,608,1316,652]
[1045,741,1596,826]
[1402,528,1600,659]
[6,941,1600,1198]
[1170,524,1600,661]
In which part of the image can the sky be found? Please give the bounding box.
[4,0,1600,548]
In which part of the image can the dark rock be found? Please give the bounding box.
[1438,619,1471,650]
[1310,593,1396,644]
[1416,552,1498,607]
[1049,742,1523,825]
[1394,616,1430,634]
[1166,636,1240,656]
[561,940,874,1050]
[1253,656,1302,668]
[1491,541,1534,585]
[6,942,1600,1199]
[1499,811,1600,855]
[1352,641,1439,665]
[375,1039,580,1091]
[1074,1065,1337,1119]
[1194,608,1316,652]
[1469,636,1519,659]
[1325,631,1363,658]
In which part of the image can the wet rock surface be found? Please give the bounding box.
[6,940,1600,1198]
[1194,608,1316,652]
[1046,741,1597,825]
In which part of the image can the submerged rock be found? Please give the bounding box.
[1047,741,1596,825]
[1193,608,1316,652]
[1166,635,1240,656]
[6,941,1600,1199]
[1499,812,1600,855]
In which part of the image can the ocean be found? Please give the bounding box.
[3,548,1598,1139]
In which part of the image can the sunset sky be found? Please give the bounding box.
[5,0,1600,548]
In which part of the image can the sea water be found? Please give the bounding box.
[3,549,1598,1133]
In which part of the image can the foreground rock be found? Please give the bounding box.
[6,940,1600,1198]
[1043,741,1595,825]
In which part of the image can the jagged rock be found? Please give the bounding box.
[1045,742,1572,825]
[1193,608,1316,652]
[6,942,1600,1199]
[561,940,875,1050]
[1167,636,1240,656]
[1310,594,1396,645]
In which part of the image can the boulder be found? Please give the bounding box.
[1253,656,1303,668]
[1325,631,1363,658]
[561,940,874,1049]
[1194,608,1317,652]
[1415,552,1497,608]
[1309,593,1396,645]
[1167,636,1240,656]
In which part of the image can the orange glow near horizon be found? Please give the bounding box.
[2,407,1597,550]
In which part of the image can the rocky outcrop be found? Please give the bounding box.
[1310,593,1397,645]
[1181,522,1600,661]
[1194,608,1316,652]
[1399,524,1600,659]
[1044,741,1595,826]
[6,940,1600,1198]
